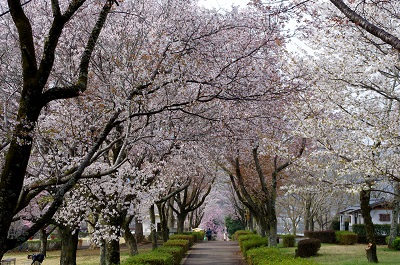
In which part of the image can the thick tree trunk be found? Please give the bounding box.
[59,226,79,265]
[268,205,278,247]
[122,220,138,255]
[360,189,378,263]
[388,182,399,249]
[100,240,106,265]
[105,240,120,265]
[176,213,187,234]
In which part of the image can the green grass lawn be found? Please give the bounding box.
[4,242,400,264]
[2,243,153,265]
[279,244,400,265]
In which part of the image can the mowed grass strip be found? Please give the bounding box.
[3,243,400,265]
[2,243,153,265]
[279,244,400,265]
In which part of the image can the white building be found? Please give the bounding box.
[339,199,396,232]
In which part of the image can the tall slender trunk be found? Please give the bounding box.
[156,202,169,242]
[135,218,144,243]
[150,205,158,250]
[389,182,400,249]
[39,228,48,257]
[167,198,175,230]
[59,226,79,265]
[360,188,378,263]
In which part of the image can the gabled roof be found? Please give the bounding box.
[339,199,391,214]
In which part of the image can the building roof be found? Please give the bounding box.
[339,199,391,214]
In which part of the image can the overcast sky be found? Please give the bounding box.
[198,0,248,9]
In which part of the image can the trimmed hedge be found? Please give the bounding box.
[184,231,203,242]
[154,246,185,265]
[169,234,195,247]
[241,237,269,257]
[122,251,174,265]
[246,246,318,265]
[304,230,336,243]
[295,239,321,258]
[163,239,190,253]
[233,230,254,241]
[238,234,261,251]
[335,231,357,245]
[352,224,400,236]
[282,234,295,247]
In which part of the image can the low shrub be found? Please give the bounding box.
[295,238,321,258]
[169,234,195,247]
[154,246,185,265]
[238,234,261,250]
[246,246,318,265]
[282,234,295,247]
[184,231,203,242]
[233,230,254,241]
[357,235,387,245]
[241,237,268,257]
[392,237,400,250]
[352,224,400,237]
[122,251,174,265]
[335,231,358,245]
[304,230,336,243]
[163,239,190,253]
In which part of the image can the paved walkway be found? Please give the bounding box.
[181,240,246,265]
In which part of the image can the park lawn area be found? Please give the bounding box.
[2,243,153,265]
[279,243,400,265]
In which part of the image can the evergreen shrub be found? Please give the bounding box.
[122,251,173,265]
[163,239,190,253]
[238,234,261,250]
[335,231,358,245]
[295,239,321,258]
[169,234,195,247]
[154,246,185,265]
[392,237,400,250]
[233,230,254,241]
[282,234,295,247]
[304,230,336,243]
[241,237,269,257]
[246,246,318,265]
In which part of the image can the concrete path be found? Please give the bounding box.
[181,240,246,265]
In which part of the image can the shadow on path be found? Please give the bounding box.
[182,240,246,265]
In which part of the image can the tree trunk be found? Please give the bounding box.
[268,205,278,247]
[360,188,378,263]
[304,195,312,231]
[122,220,138,255]
[388,182,400,249]
[150,205,158,250]
[156,202,169,242]
[176,213,187,234]
[59,226,79,265]
[292,219,297,236]
[135,218,144,243]
[39,228,48,257]
[100,240,106,265]
[105,239,120,265]
[168,197,175,230]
